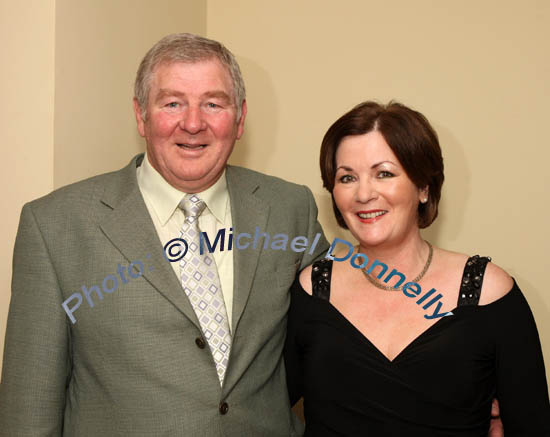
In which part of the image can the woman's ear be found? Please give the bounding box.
[419,186,429,204]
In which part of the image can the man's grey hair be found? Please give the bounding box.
[134,33,246,120]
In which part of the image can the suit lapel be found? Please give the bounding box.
[226,166,270,335]
[97,159,270,342]
[98,154,201,330]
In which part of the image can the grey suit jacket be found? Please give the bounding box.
[0,154,329,436]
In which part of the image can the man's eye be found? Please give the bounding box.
[378,171,394,178]
[338,175,355,183]
[166,102,179,108]
[206,102,220,109]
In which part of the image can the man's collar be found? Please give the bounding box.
[137,152,228,226]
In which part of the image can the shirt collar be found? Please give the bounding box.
[137,152,229,226]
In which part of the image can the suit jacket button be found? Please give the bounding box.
[195,337,206,349]
[219,401,229,415]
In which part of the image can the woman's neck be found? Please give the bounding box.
[357,231,431,279]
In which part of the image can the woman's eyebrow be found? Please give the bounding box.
[371,160,396,169]
[336,161,397,172]
[336,165,354,172]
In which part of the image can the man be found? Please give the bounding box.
[0,33,505,437]
[0,33,328,436]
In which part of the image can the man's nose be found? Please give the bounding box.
[180,106,205,134]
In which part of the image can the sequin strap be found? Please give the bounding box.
[457,255,492,307]
[311,258,333,301]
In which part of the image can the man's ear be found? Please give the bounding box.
[236,99,247,140]
[133,97,146,138]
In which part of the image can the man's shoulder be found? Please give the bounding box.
[25,155,138,215]
[226,166,316,214]
[226,165,306,194]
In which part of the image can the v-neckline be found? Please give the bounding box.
[296,276,519,364]
[324,297,457,364]
[296,284,458,364]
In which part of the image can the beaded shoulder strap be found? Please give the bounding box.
[311,258,333,301]
[457,255,492,307]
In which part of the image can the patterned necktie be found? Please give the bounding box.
[179,194,231,386]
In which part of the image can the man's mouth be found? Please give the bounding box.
[176,143,207,149]
[357,211,387,219]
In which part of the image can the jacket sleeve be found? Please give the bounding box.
[0,204,71,436]
[298,185,330,270]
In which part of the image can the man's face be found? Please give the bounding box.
[134,59,247,193]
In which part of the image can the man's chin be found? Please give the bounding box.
[165,166,225,193]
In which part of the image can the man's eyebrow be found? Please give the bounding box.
[154,89,232,102]
[203,91,232,101]
[155,89,185,102]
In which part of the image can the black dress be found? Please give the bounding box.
[284,256,550,436]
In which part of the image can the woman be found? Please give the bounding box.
[284,101,550,436]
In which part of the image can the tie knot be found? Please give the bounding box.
[180,194,206,221]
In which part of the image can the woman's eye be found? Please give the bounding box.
[377,171,394,178]
[338,175,355,183]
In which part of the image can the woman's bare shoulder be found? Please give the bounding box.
[436,248,513,305]
[478,261,514,305]
[299,265,313,295]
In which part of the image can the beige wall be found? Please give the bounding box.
[0,0,56,371]
[207,0,550,383]
[54,0,207,188]
[3,0,549,397]
[1,0,206,371]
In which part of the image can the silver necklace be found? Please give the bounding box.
[360,241,433,291]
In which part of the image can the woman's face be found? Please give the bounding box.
[333,131,427,248]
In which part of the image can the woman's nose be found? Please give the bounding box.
[355,178,376,203]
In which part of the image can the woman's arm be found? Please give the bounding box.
[488,399,503,437]
[492,283,550,436]
[284,285,304,406]
[284,268,312,406]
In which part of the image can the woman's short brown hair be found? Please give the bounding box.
[320,101,444,229]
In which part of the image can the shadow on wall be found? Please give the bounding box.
[421,123,470,246]
[228,56,279,170]
[316,190,354,244]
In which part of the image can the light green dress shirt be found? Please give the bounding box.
[136,153,234,330]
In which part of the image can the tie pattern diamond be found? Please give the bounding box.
[179,194,231,385]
